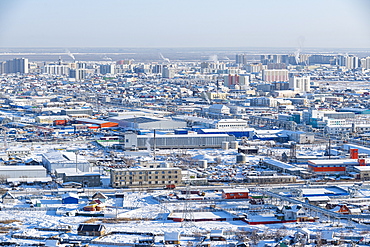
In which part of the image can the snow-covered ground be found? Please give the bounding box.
[1,190,370,246]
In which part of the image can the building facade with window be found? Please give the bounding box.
[110,167,182,188]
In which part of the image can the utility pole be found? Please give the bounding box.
[328,138,331,160]
[181,167,195,228]
[153,129,156,161]
[75,151,79,173]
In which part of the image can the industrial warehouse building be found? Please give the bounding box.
[307,148,368,174]
[0,165,47,179]
[109,115,187,130]
[262,158,308,177]
[61,109,93,116]
[55,168,101,187]
[123,132,236,150]
[75,118,118,128]
[307,159,360,174]
[35,115,70,124]
[352,166,370,180]
[41,151,91,173]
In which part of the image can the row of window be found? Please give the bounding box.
[218,124,245,128]
[115,175,178,180]
[248,178,294,182]
[114,180,178,186]
[114,170,178,175]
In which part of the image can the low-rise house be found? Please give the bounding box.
[92,192,108,203]
[6,147,31,158]
[210,230,226,241]
[1,191,16,204]
[305,196,330,206]
[326,204,350,214]
[44,239,61,247]
[320,231,341,245]
[62,193,79,204]
[164,232,180,245]
[77,224,106,236]
[279,205,310,221]
[349,207,362,215]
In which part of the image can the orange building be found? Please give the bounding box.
[75,118,118,128]
[350,149,359,159]
[308,159,362,174]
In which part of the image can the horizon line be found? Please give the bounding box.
[0,46,370,50]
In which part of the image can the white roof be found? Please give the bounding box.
[164,232,180,241]
[216,119,248,123]
[6,147,31,152]
[210,229,224,236]
[308,159,358,165]
[62,192,79,199]
[209,104,229,109]
[222,188,249,193]
[305,196,331,201]
[43,151,89,164]
[353,166,370,171]
[0,165,46,171]
[7,177,51,183]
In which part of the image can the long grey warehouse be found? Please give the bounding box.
[0,165,47,179]
[123,132,236,150]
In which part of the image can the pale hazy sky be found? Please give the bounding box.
[0,0,369,48]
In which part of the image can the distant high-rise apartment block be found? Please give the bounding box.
[308,55,336,65]
[337,55,359,70]
[223,74,249,89]
[44,59,70,75]
[162,65,175,79]
[116,60,132,65]
[236,54,248,65]
[76,62,87,69]
[261,55,288,65]
[262,69,289,82]
[152,64,163,74]
[1,58,29,74]
[360,57,370,70]
[44,64,70,75]
[69,68,86,81]
[100,64,115,75]
[267,63,287,70]
[289,75,311,92]
[245,63,263,73]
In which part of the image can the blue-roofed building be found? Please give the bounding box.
[343,144,370,155]
[62,193,79,204]
[198,128,255,138]
[253,130,289,142]
[109,115,186,130]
